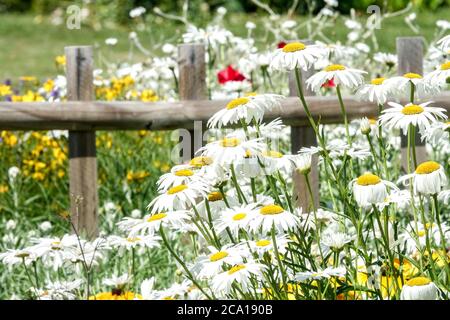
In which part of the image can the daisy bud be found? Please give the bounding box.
[400,277,438,300]
[360,117,371,134]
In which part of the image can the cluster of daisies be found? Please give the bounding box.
[1,29,450,299]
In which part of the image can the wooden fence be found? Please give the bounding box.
[0,37,449,238]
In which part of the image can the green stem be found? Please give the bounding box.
[160,226,214,300]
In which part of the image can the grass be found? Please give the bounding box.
[0,8,449,79]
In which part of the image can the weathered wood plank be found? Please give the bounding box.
[178,44,206,161]
[0,93,448,131]
[65,46,98,239]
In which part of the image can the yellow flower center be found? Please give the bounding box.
[263,150,283,158]
[406,277,431,287]
[189,156,213,167]
[324,64,346,72]
[440,61,450,70]
[232,213,247,221]
[415,161,440,174]
[167,184,188,194]
[369,118,377,125]
[403,72,422,79]
[226,97,249,110]
[126,237,141,243]
[356,173,381,186]
[147,213,167,222]
[282,42,306,52]
[174,169,194,177]
[370,77,386,85]
[228,265,246,275]
[209,251,229,262]
[260,204,284,215]
[401,105,424,115]
[207,191,223,202]
[256,239,271,247]
[219,137,240,147]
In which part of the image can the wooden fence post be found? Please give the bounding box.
[178,44,206,161]
[289,40,320,212]
[396,37,427,171]
[65,46,98,239]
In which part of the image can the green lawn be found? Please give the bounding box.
[0,8,449,80]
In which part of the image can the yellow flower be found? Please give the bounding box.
[1,131,18,147]
[89,291,142,300]
[32,172,45,181]
[55,55,66,66]
[127,170,150,182]
[20,76,37,82]
[43,79,54,93]
[22,91,44,102]
[0,185,9,193]
[140,89,159,102]
[0,85,12,96]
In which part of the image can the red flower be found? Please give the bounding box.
[277,41,287,49]
[322,77,336,88]
[217,65,246,84]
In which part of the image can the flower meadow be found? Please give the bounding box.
[0,3,450,300]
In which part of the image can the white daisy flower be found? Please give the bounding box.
[192,246,244,279]
[399,161,447,195]
[437,34,450,51]
[355,77,391,105]
[157,164,202,192]
[258,150,294,175]
[212,262,266,294]
[424,61,450,85]
[251,204,300,233]
[207,94,284,128]
[270,41,325,71]
[148,180,210,213]
[377,189,412,211]
[63,238,108,267]
[306,64,367,92]
[351,173,398,207]
[290,153,312,175]
[248,235,291,257]
[0,249,37,267]
[107,234,161,251]
[36,280,83,300]
[28,235,79,270]
[421,121,450,145]
[384,73,439,98]
[198,134,265,166]
[215,204,258,237]
[373,52,397,69]
[379,102,447,135]
[320,231,354,254]
[117,210,191,236]
[400,277,438,300]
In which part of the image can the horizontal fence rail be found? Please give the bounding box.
[0,93,449,130]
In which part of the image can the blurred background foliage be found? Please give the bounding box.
[1,0,449,25]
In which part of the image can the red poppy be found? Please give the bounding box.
[277,41,287,49]
[217,65,246,84]
[322,77,336,88]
